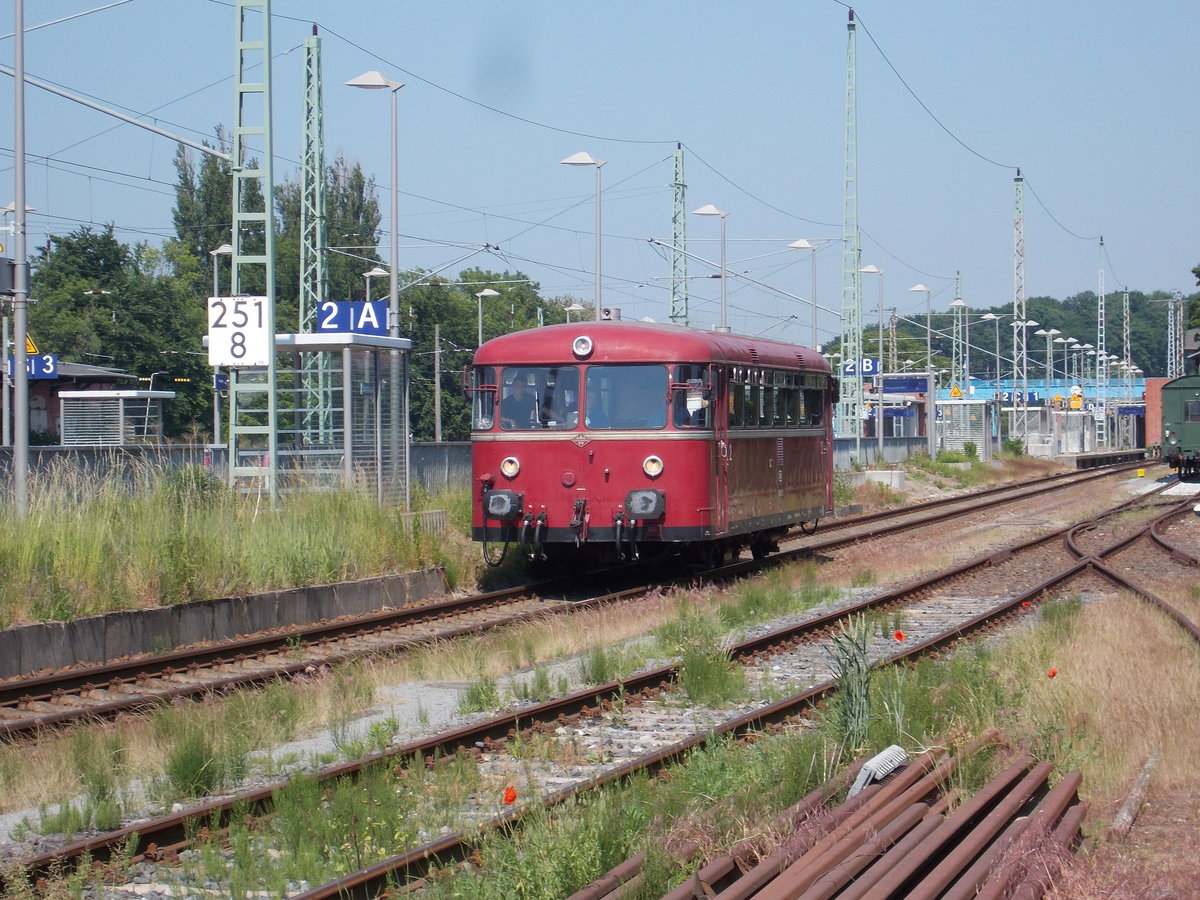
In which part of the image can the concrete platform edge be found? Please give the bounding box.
[0,568,450,680]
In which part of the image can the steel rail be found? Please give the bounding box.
[0,465,1143,740]
[5,471,1174,895]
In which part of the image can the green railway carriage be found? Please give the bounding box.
[1162,374,1200,477]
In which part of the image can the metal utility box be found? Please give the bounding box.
[58,390,176,445]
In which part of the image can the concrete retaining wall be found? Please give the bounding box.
[0,568,448,680]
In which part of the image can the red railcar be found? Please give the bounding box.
[468,321,835,565]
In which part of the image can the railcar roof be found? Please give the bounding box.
[473,321,830,372]
[1162,374,1200,389]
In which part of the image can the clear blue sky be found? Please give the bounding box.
[2,0,1197,350]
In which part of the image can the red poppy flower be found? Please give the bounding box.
[1047,668,1058,679]
[893,630,905,642]
[503,786,517,805]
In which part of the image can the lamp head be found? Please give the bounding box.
[346,70,404,91]
[561,151,605,167]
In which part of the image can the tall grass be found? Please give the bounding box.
[0,459,474,626]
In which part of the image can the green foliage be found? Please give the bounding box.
[935,449,972,463]
[0,463,466,624]
[833,472,856,508]
[905,450,991,487]
[1002,438,1026,457]
[458,676,502,714]
[824,615,873,752]
[514,666,555,703]
[961,441,978,460]
[678,642,748,706]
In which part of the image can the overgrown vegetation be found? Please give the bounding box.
[0,459,474,626]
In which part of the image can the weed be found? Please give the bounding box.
[578,645,624,685]
[677,644,748,706]
[458,676,502,714]
[514,666,554,703]
[833,473,856,508]
[850,568,877,587]
[824,614,873,752]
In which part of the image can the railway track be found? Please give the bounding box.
[0,463,1140,740]
[7,471,1195,897]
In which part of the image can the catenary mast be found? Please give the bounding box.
[670,144,689,326]
[841,9,864,463]
[1012,170,1027,439]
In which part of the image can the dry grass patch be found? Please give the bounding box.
[998,594,1200,805]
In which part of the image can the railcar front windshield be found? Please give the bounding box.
[492,366,580,430]
[584,365,668,429]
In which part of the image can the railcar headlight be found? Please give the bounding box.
[500,456,521,478]
[642,455,664,478]
[572,335,594,359]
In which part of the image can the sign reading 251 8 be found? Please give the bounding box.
[207,296,269,367]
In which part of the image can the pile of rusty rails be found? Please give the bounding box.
[572,733,1086,900]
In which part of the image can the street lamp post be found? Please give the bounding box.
[1053,336,1071,398]
[346,70,407,506]
[346,71,404,338]
[788,239,823,347]
[1036,328,1059,399]
[908,284,932,374]
[980,313,1003,385]
[363,265,389,303]
[908,283,934,457]
[565,302,587,324]
[209,243,233,296]
[693,205,730,333]
[560,152,605,321]
[475,288,500,347]
[861,265,885,463]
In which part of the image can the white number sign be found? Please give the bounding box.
[207,296,269,367]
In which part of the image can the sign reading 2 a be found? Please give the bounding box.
[207,296,270,367]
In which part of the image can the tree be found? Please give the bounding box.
[29,226,211,436]
[274,155,383,331]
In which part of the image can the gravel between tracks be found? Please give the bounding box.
[5,469,1196,897]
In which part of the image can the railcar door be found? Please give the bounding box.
[713,365,731,534]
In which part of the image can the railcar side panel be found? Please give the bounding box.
[1162,374,1200,477]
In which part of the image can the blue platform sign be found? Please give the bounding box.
[841,358,881,377]
[1000,390,1040,403]
[316,300,388,336]
[881,376,928,393]
[7,354,57,379]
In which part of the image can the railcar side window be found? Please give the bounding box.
[585,365,668,429]
[499,366,580,430]
[1186,400,1200,423]
[671,364,712,428]
[469,366,497,430]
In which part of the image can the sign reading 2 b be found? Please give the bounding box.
[207,296,270,367]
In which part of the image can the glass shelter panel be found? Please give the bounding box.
[228,344,407,506]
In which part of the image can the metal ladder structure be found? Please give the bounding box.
[227,0,279,502]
